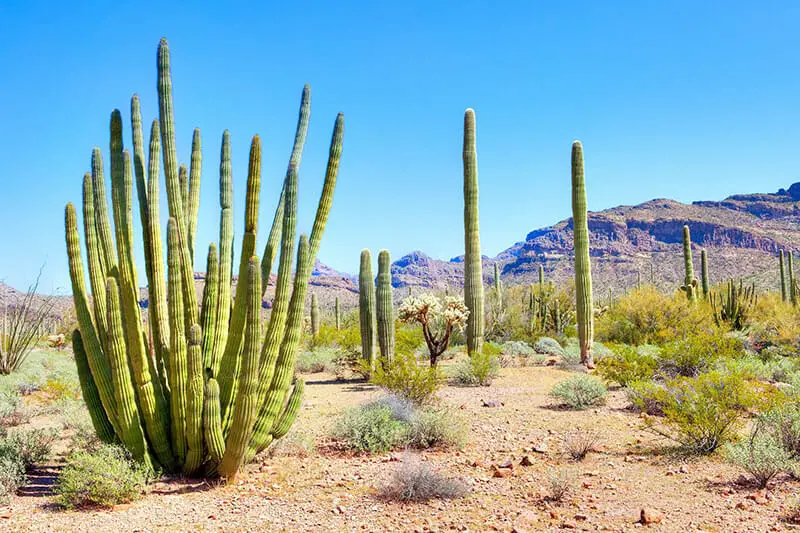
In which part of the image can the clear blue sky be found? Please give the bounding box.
[1,1,799,294]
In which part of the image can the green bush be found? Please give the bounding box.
[626,380,668,415]
[758,406,800,456]
[0,428,55,470]
[295,348,337,373]
[550,375,607,409]
[0,456,24,504]
[534,337,564,357]
[500,341,535,356]
[452,352,500,386]
[596,344,658,386]
[724,432,795,488]
[642,371,760,454]
[657,332,745,378]
[380,456,469,502]
[406,409,468,449]
[370,350,442,405]
[55,445,153,509]
[334,403,408,454]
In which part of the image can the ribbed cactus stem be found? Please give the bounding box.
[681,225,697,302]
[359,249,376,369]
[210,130,233,375]
[201,244,219,370]
[310,293,320,337]
[203,377,225,462]
[335,297,341,331]
[493,263,503,309]
[167,219,187,465]
[780,251,788,302]
[187,128,202,263]
[72,329,115,443]
[790,253,797,307]
[376,249,395,362]
[184,324,204,475]
[538,265,544,289]
[81,173,109,353]
[462,109,484,356]
[700,249,710,298]
[571,141,594,368]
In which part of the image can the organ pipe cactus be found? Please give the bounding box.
[359,250,376,369]
[789,253,797,307]
[462,109,484,356]
[310,293,320,337]
[780,251,787,302]
[64,38,343,480]
[376,249,395,362]
[680,225,698,302]
[571,141,594,368]
[710,279,757,331]
[700,249,709,299]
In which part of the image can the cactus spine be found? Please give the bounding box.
[359,250,376,369]
[700,249,709,299]
[681,225,698,302]
[376,250,395,362]
[64,38,342,479]
[310,293,320,337]
[571,141,594,368]
[335,297,341,331]
[780,250,788,302]
[462,109,484,356]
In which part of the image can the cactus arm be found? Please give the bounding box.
[218,257,262,478]
[187,128,202,262]
[308,113,343,260]
[780,251,787,302]
[681,225,696,302]
[72,329,116,443]
[790,253,797,307]
[106,277,153,469]
[82,173,109,352]
[201,244,219,370]
[91,147,118,279]
[310,293,320,337]
[376,249,395,362]
[700,249,710,298]
[65,203,121,435]
[167,218,188,466]
[184,324,205,475]
[210,131,234,375]
[203,377,225,462]
[571,141,594,368]
[462,109,484,356]
[218,136,261,433]
[270,378,305,443]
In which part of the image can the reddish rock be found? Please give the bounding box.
[520,455,535,466]
[639,508,664,525]
[492,466,513,478]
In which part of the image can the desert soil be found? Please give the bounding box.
[2,365,798,533]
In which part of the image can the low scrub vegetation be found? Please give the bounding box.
[550,374,607,409]
[379,455,469,502]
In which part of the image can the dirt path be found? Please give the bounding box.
[3,366,797,532]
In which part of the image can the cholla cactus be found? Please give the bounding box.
[398,293,468,367]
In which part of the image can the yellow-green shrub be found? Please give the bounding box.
[596,345,658,386]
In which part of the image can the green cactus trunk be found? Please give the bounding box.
[700,249,709,299]
[538,265,544,289]
[310,293,320,337]
[462,109,484,356]
[493,263,503,310]
[780,251,787,302]
[571,141,594,368]
[790,253,797,307]
[376,249,395,362]
[681,225,697,302]
[64,37,342,480]
[359,250,376,369]
[335,297,341,331]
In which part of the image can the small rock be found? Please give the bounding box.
[459,404,467,409]
[482,399,504,408]
[335,505,346,515]
[471,459,488,468]
[574,514,588,521]
[497,459,514,469]
[549,510,560,520]
[520,455,535,466]
[678,465,688,474]
[639,508,664,525]
[492,466,512,478]
[532,441,549,453]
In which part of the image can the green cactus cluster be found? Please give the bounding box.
[710,279,757,331]
[571,141,594,368]
[64,38,343,479]
[463,109,484,356]
[680,225,698,302]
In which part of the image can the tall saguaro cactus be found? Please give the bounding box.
[462,109,484,356]
[790,253,797,307]
[680,225,698,302]
[334,297,341,331]
[359,250,376,369]
[780,251,788,303]
[64,38,343,480]
[571,141,594,368]
[310,293,320,337]
[376,249,395,362]
[700,249,710,299]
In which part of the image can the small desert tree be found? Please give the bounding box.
[0,274,53,374]
[398,294,468,367]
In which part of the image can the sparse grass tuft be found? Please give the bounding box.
[379,455,469,502]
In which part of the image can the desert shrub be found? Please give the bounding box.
[561,429,601,461]
[379,455,469,502]
[395,324,425,356]
[748,293,800,349]
[550,375,607,409]
[501,341,535,356]
[295,347,337,374]
[626,380,668,415]
[406,408,468,449]
[15,381,41,396]
[370,350,442,404]
[55,445,153,509]
[481,341,503,356]
[41,374,81,400]
[0,428,55,470]
[61,402,101,449]
[724,432,795,488]
[534,337,564,357]
[657,332,744,378]
[0,392,29,427]
[596,344,658,386]
[451,352,500,386]
[371,393,416,422]
[642,371,760,454]
[547,468,572,502]
[334,403,408,454]
[758,406,800,456]
[0,456,24,504]
[596,286,713,345]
